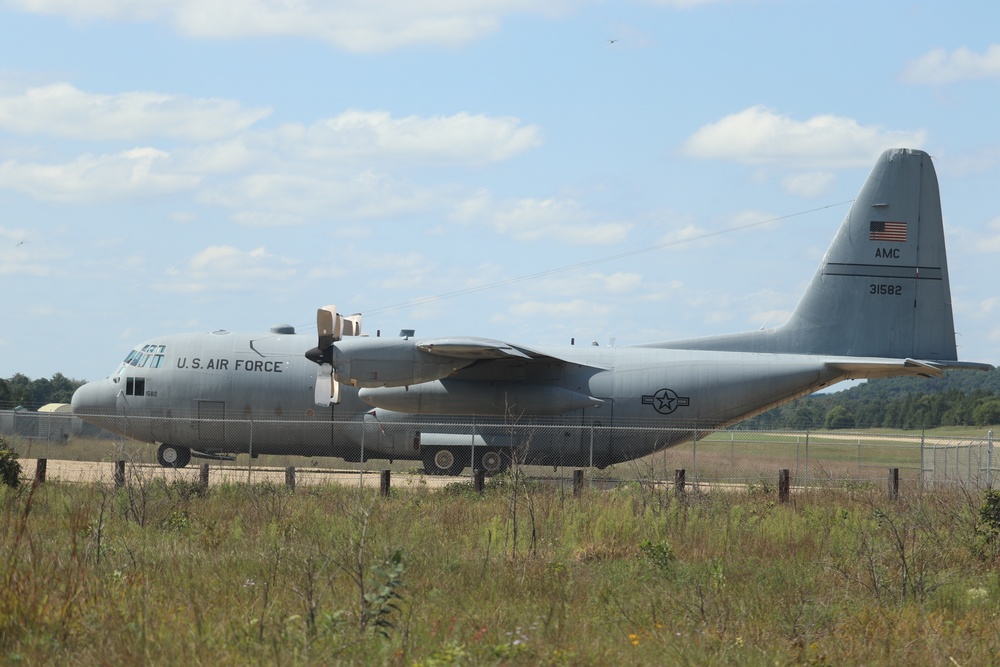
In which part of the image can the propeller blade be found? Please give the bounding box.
[314,363,339,406]
[311,306,360,404]
[343,313,362,337]
[317,304,339,350]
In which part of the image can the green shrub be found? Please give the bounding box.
[639,538,676,572]
[0,437,21,488]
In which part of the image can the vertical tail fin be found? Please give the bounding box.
[781,148,956,359]
[656,148,966,362]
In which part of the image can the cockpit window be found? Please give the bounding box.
[123,346,166,370]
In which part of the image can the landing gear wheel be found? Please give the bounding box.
[157,444,191,468]
[477,449,510,477]
[422,448,467,476]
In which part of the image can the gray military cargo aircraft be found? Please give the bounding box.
[72,148,992,474]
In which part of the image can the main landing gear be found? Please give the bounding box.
[421,447,511,477]
[157,443,191,468]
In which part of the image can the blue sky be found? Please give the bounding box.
[1,0,999,382]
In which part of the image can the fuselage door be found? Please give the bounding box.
[198,400,225,444]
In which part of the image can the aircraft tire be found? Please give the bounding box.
[422,448,467,476]
[477,449,510,477]
[157,444,191,468]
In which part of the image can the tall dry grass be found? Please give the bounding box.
[2,469,1000,665]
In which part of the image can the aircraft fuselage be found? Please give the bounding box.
[72,328,845,468]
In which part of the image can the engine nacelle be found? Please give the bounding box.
[333,337,473,388]
[358,379,603,416]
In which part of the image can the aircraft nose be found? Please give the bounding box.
[71,380,118,416]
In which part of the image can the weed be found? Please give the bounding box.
[362,549,405,638]
[639,539,676,572]
[3,476,1000,663]
[0,437,21,488]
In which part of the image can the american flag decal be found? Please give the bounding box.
[870,220,907,242]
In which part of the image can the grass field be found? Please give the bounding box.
[4,460,1000,665]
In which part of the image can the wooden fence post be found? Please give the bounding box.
[380,469,391,497]
[674,469,686,499]
[114,459,125,489]
[285,466,296,492]
[199,464,210,494]
[474,469,485,494]
[573,469,584,496]
[888,467,899,500]
[33,458,46,486]
[778,469,790,503]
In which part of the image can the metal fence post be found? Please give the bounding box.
[589,425,594,471]
[360,420,365,488]
[857,434,862,478]
[988,430,994,490]
[730,431,735,485]
[795,434,800,487]
[804,431,810,488]
[470,420,476,481]
[692,429,698,486]
[920,430,926,491]
[247,417,254,484]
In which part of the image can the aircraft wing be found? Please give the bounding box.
[826,357,994,379]
[416,337,535,360]
[417,336,608,368]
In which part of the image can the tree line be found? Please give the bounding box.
[0,373,86,409]
[3,368,1000,430]
[742,368,1000,430]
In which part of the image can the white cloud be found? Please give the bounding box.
[157,245,300,293]
[901,45,1000,85]
[0,83,270,141]
[681,106,926,168]
[970,217,1000,253]
[453,191,632,244]
[365,252,435,290]
[0,88,541,215]
[0,148,199,202]
[780,171,835,198]
[513,271,642,300]
[200,171,438,223]
[224,111,542,167]
[8,0,562,52]
[508,298,611,319]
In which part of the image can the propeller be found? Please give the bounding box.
[306,305,362,405]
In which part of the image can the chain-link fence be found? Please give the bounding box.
[4,409,997,491]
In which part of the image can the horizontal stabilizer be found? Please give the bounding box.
[826,358,993,379]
